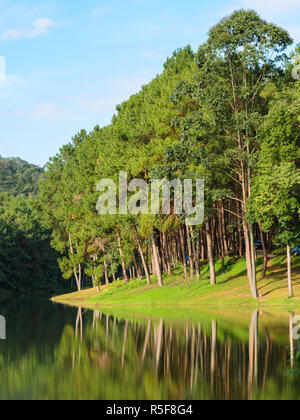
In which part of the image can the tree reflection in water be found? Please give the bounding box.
[67,307,300,400]
[0,302,300,400]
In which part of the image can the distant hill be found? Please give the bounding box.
[0,156,43,196]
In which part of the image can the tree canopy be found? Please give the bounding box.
[0,156,43,197]
[1,9,299,300]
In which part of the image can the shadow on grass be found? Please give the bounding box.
[260,278,300,298]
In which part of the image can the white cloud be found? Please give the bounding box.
[1,18,57,41]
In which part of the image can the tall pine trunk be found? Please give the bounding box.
[258,222,268,279]
[206,221,216,285]
[249,223,258,298]
[132,252,142,281]
[68,233,81,291]
[104,260,109,285]
[179,226,188,280]
[133,227,151,285]
[221,201,229,257]
[186,225,194,279]
[191,227,201,280]
[117,231,129,284]
[287,245,294,298]
[162,231,172,275]
[152,234,163,287]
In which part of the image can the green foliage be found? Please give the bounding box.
[37,45,197,289]
[0,156,43,197]
[0,193,65,295]
[247,83,300,246]
[2,9,298,298]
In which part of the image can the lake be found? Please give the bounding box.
[0,298,299,400]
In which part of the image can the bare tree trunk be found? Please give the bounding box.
[237,202,243,258]
[287,245,294,298]
[69,233,81,291]
[186,225,194,279]
[200,230,205,261]
[243,220,258,298]
[217,206,225,271]
[179,226,188,280]
[77,264,82,291]
[249,223,258,296]
[133,227,151,285]
[149,259,153,275]
[132,252,142,281]
[117,231,129,284]
[175,235,181,265]
[211,216,216,256]
[191,227,200,280]
[159,233,167,274]
[162,231,172,275]
[241,175,258,298]
[258,222,268,279]
[206,221,216,285]
[221,201,229,257]
[152,234,163,287]
[104,260,109,285]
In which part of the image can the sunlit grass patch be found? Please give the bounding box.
[53,255,300,309]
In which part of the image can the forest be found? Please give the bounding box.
[0,156,43,196]
[1,10,300,301]
[0,158,67,296]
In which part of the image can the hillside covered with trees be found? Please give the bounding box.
[38,10,300,300]
[0,159,67,297]
[0,156,43,197]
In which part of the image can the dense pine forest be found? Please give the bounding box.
[0,157,43,196]
[0,158,67,296]
[1,10,300,300]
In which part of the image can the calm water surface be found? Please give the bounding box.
[0,298,299,400]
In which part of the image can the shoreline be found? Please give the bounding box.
[52,255,300,311]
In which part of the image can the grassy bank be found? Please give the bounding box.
[52,255,300,309]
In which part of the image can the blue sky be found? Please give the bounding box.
[0,0,299,166]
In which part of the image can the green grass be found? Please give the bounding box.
[53,254,300,309]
